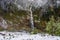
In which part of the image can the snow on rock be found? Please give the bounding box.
[0,31,60,40]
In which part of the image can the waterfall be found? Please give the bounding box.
[0,0,48,30]
[29,7,34,30]
[14,0,48,30]
[56,0,60,7]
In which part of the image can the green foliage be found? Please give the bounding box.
[0,2,60,36]
[46,16,60,36]
[30,28,39,34]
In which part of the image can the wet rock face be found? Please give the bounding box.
[56,0,60,7]
[0,0,48,10]
[0,0,15,10]
[15,0,48,9]
[0,17,8,29]
[0,0,60,11]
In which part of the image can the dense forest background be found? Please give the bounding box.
[0,0,60,36]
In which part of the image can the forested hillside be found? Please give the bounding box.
[0,0,60,36]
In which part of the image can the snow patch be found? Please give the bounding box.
[0,31,60,40]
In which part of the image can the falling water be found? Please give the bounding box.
[1,0,59,30]
[29,7,34,30]
[0,0,48,30]
[14,0,48,30]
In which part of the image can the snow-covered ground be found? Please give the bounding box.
[0,31,60,40]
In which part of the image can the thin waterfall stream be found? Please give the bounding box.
[0,0,60,31]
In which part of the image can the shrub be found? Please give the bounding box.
[45,16,60,36]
